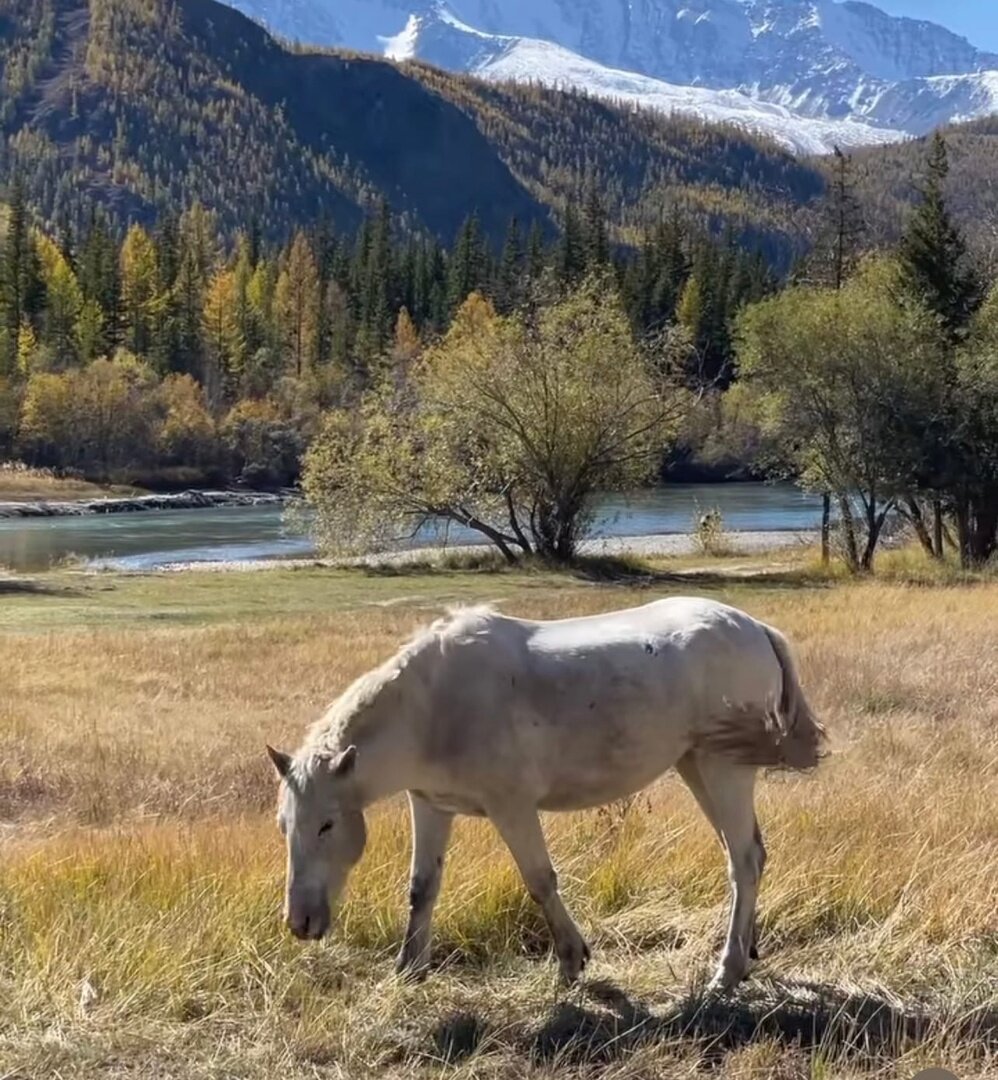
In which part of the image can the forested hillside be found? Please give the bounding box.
[0,0,548,242]
[0,0,830,258]
[409,66,824,265]
[0,166,776,490]
[3,0,998,263]
[847,117,998,257]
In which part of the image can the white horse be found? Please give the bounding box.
[266,596,823,990]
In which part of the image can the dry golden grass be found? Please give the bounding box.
[1,568,996,1078]
[0,462,141,503]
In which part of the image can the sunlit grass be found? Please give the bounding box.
[0,567,996,1076]
[0,461,141,502]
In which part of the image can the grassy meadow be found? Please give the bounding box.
[0,553,996,1078]
[0,462,142,503]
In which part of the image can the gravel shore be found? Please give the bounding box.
[138,529,816,574]
[0,489,286,519]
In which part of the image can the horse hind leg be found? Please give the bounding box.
[750,819,767,960]
[675,751,765,991]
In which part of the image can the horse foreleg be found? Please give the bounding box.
[395,794,453,978]
[678,754,764,992]
[487,803,590,984]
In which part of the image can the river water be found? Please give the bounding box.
[0,482,823,572]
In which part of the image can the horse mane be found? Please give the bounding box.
[303,605,500,756]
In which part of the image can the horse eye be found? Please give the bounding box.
[318,821,333,836]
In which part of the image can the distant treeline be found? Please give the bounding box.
[0,178,773,487]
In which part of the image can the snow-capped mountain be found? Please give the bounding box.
[223,0,998,154]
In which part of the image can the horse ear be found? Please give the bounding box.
[266,745,292,779]
[330,745,358,778]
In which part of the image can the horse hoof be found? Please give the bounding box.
[707,966,746,994]
[394,956,429,982]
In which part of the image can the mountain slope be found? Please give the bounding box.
[0,0,833,257]
[415,62,823,253]
[3,0,997,265]
[0,0,550,241]
[225,0,998,152]
[424,25,905,154]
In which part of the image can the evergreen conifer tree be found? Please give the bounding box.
[898,133,981,343]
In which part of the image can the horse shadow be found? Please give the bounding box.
[0,575,65,596]
[421,976,998,1068]
[568,558,831,592]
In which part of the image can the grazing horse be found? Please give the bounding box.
[266,597,824,990]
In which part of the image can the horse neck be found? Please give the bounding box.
[349,723,413,808]
[343,661,426,809]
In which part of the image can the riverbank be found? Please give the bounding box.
[110,528,816,573]
[0,481,827,573]
[0,488,289,519]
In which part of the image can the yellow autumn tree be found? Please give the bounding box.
[18,370,80,464]
[15,321,39,375]
[119,224,160,357]
[274,231,319,377]
[201,267,245,405]
[155,373,216,465]
[36,234,83,366]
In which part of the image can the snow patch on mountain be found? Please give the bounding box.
[221,0,998,154]
[382,14,421,60]
[473,36,905,153]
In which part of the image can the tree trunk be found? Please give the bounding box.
[504,489,533,556]
[903,496,934,557]
[860,500,884,573]
[932,500,944,560]
[839,496,860,573]
[955,498,971,570]
[966,491,998,567]
[821,493,831,566]
[448,509,523,564]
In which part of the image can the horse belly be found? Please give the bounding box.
[532,697,690,812]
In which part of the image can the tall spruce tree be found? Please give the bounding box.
[898,133,981,344]
[526,221,546,286]
[78,207,120,357]
[558,200,586,286]
[650,211,689,331]
[355,201,394,368]
[808,146,865,291]
[447,213,487,313]
[897,134,986,566]
[581,184,610,271]
[1,174,43,374]
[496,217,524,314]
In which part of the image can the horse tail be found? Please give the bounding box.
[695,624,826,772]
[762,625,825,769]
